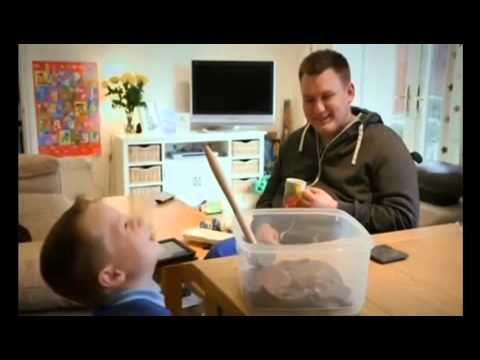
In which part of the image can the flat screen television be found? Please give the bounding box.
[191,60,275,128]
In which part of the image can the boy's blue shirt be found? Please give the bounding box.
[93,284,171,316]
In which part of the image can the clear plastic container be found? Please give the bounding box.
[233,208,374,316]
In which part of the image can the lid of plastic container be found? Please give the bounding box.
[233,208,373,250]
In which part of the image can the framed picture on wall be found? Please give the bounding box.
[32,61,101,157]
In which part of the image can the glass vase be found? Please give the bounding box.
[125,114,134,134]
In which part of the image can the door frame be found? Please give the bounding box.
[18,44,38,154]
[440,44,463,164]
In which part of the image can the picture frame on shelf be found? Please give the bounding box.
[176,112,191,134]
[138,102,162,136]
[139,102,183,136]
[159,108,177,135]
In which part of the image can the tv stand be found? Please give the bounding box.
[112,130,266,211]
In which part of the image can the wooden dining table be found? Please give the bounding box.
[161,223,463,316]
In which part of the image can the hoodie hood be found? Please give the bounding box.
[298,106,383,165]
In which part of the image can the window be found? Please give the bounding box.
[423,44,449,162]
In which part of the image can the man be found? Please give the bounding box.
[206,49,419,257]
[257,49,419,233]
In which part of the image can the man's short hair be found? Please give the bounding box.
[298,49,351,85]
[40,196,108,306]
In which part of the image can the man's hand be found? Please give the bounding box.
[300,186,338,209]
[254,223,280,245]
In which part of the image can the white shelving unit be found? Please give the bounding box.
[112,130,265,210]
[128,161,162,167]
[129,181,163,188]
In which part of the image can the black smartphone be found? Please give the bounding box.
[156,238,196,267]
[370,244,408,264]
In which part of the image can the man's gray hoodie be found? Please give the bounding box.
[256,107,419,234]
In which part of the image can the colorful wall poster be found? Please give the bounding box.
[32,61,101,157]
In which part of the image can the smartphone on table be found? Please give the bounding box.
[370,244,408,264]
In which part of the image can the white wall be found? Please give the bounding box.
[333,44,397,122]
[362,45,396,125]
[332,44,365,107]
[19,44,316,196]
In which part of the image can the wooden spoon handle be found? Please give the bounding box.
[203,144,257,244]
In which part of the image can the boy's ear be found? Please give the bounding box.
[98,264,126,289]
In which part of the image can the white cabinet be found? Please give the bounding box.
[163,155,231,207]
[112,130,265,210]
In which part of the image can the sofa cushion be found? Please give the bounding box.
[19,193,73,243]
[417,162,463,206]
[19,172,62,194]
[19,154,59,179]
[419,201,461,227]
[19,240,85,313]
[19,155,62,194]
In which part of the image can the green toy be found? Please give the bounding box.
[204,200,223,215]
[253,175,271,194]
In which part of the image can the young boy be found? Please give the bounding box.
[40,196,171,316]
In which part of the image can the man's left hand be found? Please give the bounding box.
[300,186,338,209]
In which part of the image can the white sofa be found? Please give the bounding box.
[18,154,88,315]
[417,161,463,227]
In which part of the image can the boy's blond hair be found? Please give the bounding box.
[40,196,109,306]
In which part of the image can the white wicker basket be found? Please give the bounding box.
[129,166,162,183]
[232,140,260,157]
[130,186,162,196]
[232,178,257,193]
[232,160,259,175]
[128,145,161,163]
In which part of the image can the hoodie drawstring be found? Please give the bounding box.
[351,122,364,166]
[297,116,365,170]
[298,123,310,152]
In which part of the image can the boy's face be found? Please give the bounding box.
[80,200,164,279]
[301,68,355,141]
